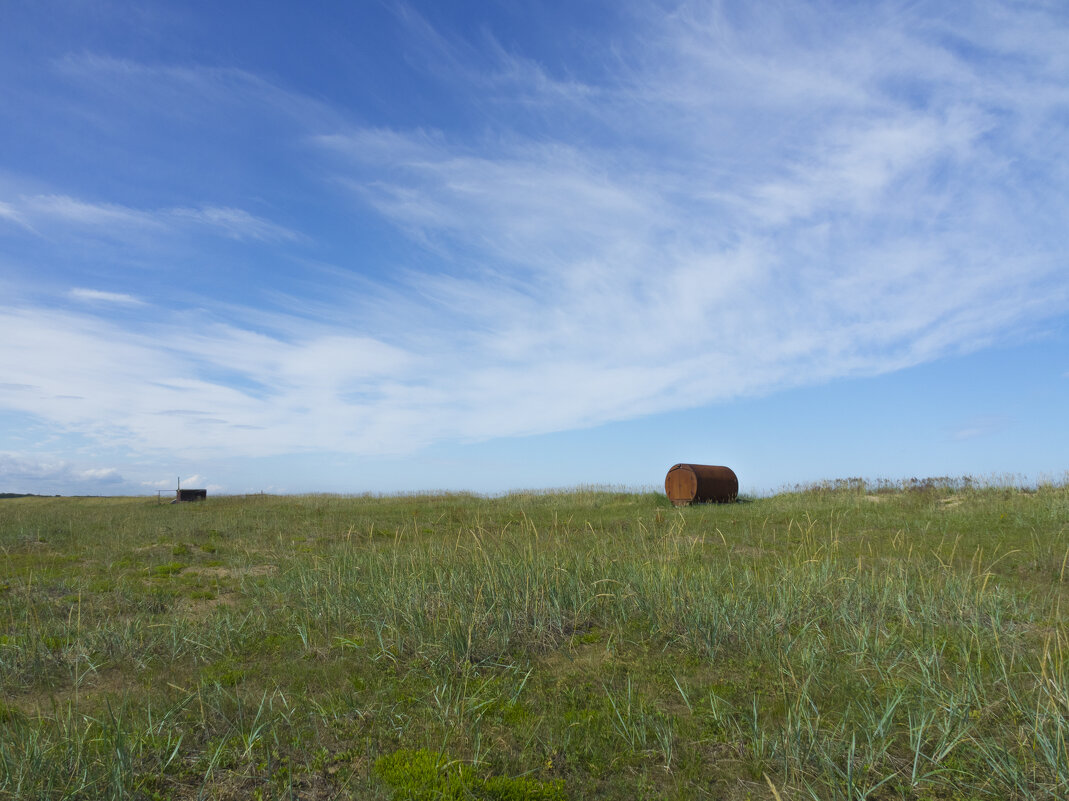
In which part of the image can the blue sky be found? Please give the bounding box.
[1,0,1067,496]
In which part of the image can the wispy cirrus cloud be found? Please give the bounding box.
[313,2,1068,392]
[0,200,34,232]
[168,206,299,242]
[4,194,298,243]
[950,416,1011,442]
[50,52,338,128]
[69,288,144,305]
[22,194,166,230]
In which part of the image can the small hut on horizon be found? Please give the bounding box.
[172,488,207,503]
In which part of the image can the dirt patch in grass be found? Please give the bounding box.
[4,665,139,715]
[182,566,233,578]
[540,641,614,676]
[178,564,277,579]
[182,595,238,618]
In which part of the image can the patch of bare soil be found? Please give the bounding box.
[182,595,238,618]
[6,667,140,717]
[540,640,614,675]
[168,767,342,801]
[182,566,232,578]
[178,564,277,579]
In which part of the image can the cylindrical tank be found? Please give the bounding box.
[664,464,738,506]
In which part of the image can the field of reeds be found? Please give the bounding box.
[1,480,1067,800]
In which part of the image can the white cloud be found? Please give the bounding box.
[140,478,176,489]
[51,52,341,130]
[23,194,164,229]
[0,307,425,458]
[77,467,123,481]
[69,288,144,305]
[3,194,297,244]
[0,200,36,232]
[168,206,299,242]
[950,416,1011,442]
[0,453,125,491]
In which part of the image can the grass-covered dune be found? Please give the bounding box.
[1,482,1067,800]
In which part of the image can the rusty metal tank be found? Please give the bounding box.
[664,464,738,506]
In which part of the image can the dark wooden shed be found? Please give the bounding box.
[173,489,207,502]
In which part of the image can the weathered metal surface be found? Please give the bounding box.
[173,489,207,503]
[664,464,737,506]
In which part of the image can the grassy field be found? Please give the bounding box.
[1,480,1067,800]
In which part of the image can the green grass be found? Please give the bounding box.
[1,480,1067,799]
